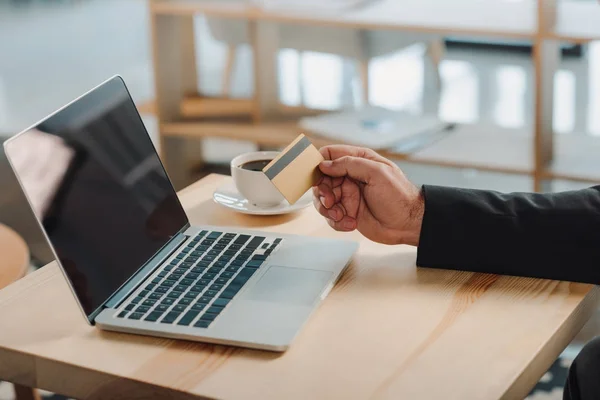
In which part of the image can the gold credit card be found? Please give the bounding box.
[263,134,324,205]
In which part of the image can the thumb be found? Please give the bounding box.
[319,156,382,183]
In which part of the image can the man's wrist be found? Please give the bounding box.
[402,186,425,247]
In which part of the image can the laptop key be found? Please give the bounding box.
[155,304,170,312]
[167,291,183,299]
[148,293,163,300]
[145,283,156,291]
[164,265,174,271]
[194,320,211,328]
[178,310,200,326]
[246,260,263,269]
[158,271,167,278]
[155,286,169,293]
[175,267,187,274]
[191,266,206,273]
[145,311,163,322]
[209,284,223,291]
[131,296,143,304]
[178,298,192,306]
[129,312,144,320]
[204,273,217,280]
[191,303,206,311]
[205,290,218,298]
[181,261,194,267]
[173,305,187,313]
[234,235,250,245]
[143,299,157,307]
[174,284,188,292]
[180,278,194,286]
[191,285,206,293]
[208,267,222,274]
[214,261,228,269]
[207,306,224,315]
[161,298,175,305]
[162,279,177,287]
[135,305,150,313]
[185,291,200,299]
[198,296,212,304]
[117,311,128,318]
[226,266,240,272]
[125,304,135,311]
[186,272,200,279]
[213,298,231,308]
[248,236,266,248]
[208,231,222,239]
[220,273,233,280]
[161,312,180,324]
[200,312,218,321]
[238,267,257,277]
[139,290,150,297]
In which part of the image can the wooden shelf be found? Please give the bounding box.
[551,2,600,43]
[162,120,328,148]
[406,124,534,175]
[180,96,255,118]
[151,0,536,39]
[545,134,600,183]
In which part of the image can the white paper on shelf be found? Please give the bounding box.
[300,107,447,150]
[250,0,373,12]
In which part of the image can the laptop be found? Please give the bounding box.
[4,76,358,351]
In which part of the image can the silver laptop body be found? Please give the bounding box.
[4,76,357,351]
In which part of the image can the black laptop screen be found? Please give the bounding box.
[5,77,189,319]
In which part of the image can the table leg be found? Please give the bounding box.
[533,0,558,192]
[13,384,40,400]
[250,21,280,123]
[151,11,203,189]
[533,38,559,192]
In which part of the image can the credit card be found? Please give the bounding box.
[263,134,324,205]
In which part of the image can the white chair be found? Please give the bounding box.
[205,2,444,107]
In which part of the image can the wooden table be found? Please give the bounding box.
[0,174,597,400]
[0,223,41,400]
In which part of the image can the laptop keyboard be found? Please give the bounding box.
[116,230,282,328]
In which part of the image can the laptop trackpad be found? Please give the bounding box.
[244,266,333,306]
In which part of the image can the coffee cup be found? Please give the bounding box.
[231,151,285,207]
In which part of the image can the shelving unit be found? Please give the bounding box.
[149,0,600,190]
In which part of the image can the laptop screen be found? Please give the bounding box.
[4,77,189,320]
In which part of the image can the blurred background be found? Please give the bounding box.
[0,0,599,399]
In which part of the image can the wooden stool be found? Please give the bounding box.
[0,224,40,400]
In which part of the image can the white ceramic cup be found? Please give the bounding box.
[231,151,285,207]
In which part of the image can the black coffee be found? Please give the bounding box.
[239,159,272,172]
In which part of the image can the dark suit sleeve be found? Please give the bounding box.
[416,185,600,284]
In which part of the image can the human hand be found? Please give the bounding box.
[313,145,424,246]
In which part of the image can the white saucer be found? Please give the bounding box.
[213,184,313,215]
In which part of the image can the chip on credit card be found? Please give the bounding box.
[263,134,324,205]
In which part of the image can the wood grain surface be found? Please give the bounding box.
[0,175,597,400]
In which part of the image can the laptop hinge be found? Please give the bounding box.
[102,231,189,311]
